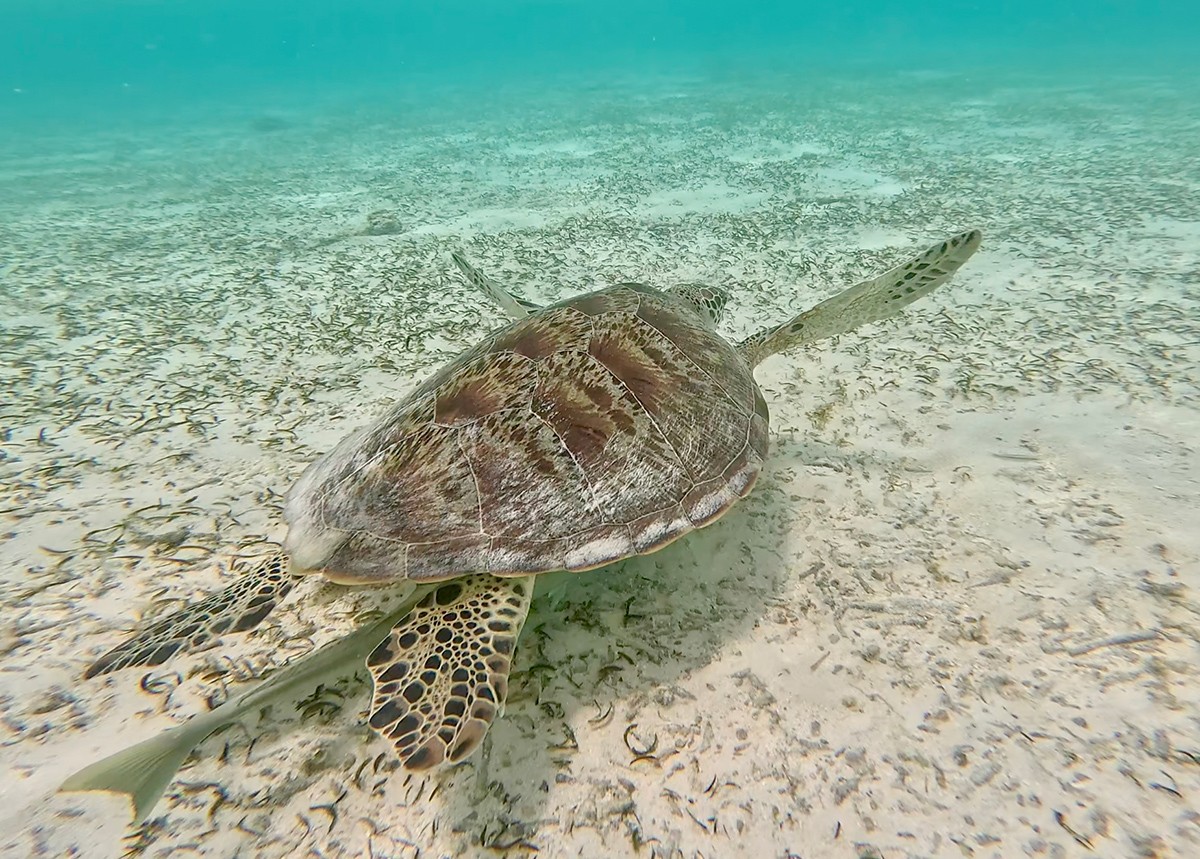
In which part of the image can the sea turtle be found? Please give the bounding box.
[63,229,982,819]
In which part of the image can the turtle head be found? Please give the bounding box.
[668,283,730,327]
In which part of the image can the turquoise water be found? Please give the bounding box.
[5,1,1198,114]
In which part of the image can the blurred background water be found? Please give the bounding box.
[4,0,1198,127]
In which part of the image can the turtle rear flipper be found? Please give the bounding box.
[739,229,982,367]
[366,574,533,771]
[84,552,297,678]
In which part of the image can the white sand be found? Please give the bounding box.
[2,70,1198,858]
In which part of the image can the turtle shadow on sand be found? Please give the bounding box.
[425,433,910,847]
[424,467,796,847]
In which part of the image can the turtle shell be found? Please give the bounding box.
[284,283,770,584]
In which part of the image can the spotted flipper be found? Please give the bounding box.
[366,574,534,771]
[739,229,982,367]
[84,553,297,679]
[450,250,542,320]
[61,590,431,823]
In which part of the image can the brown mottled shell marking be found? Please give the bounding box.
[287,284,767,585]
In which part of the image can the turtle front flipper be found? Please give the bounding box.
[84,552,298,679]
[450,250,542,319]
[739,229,983,367]
[366,573,533,771]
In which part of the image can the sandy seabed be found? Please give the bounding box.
[1,68,1198,858]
